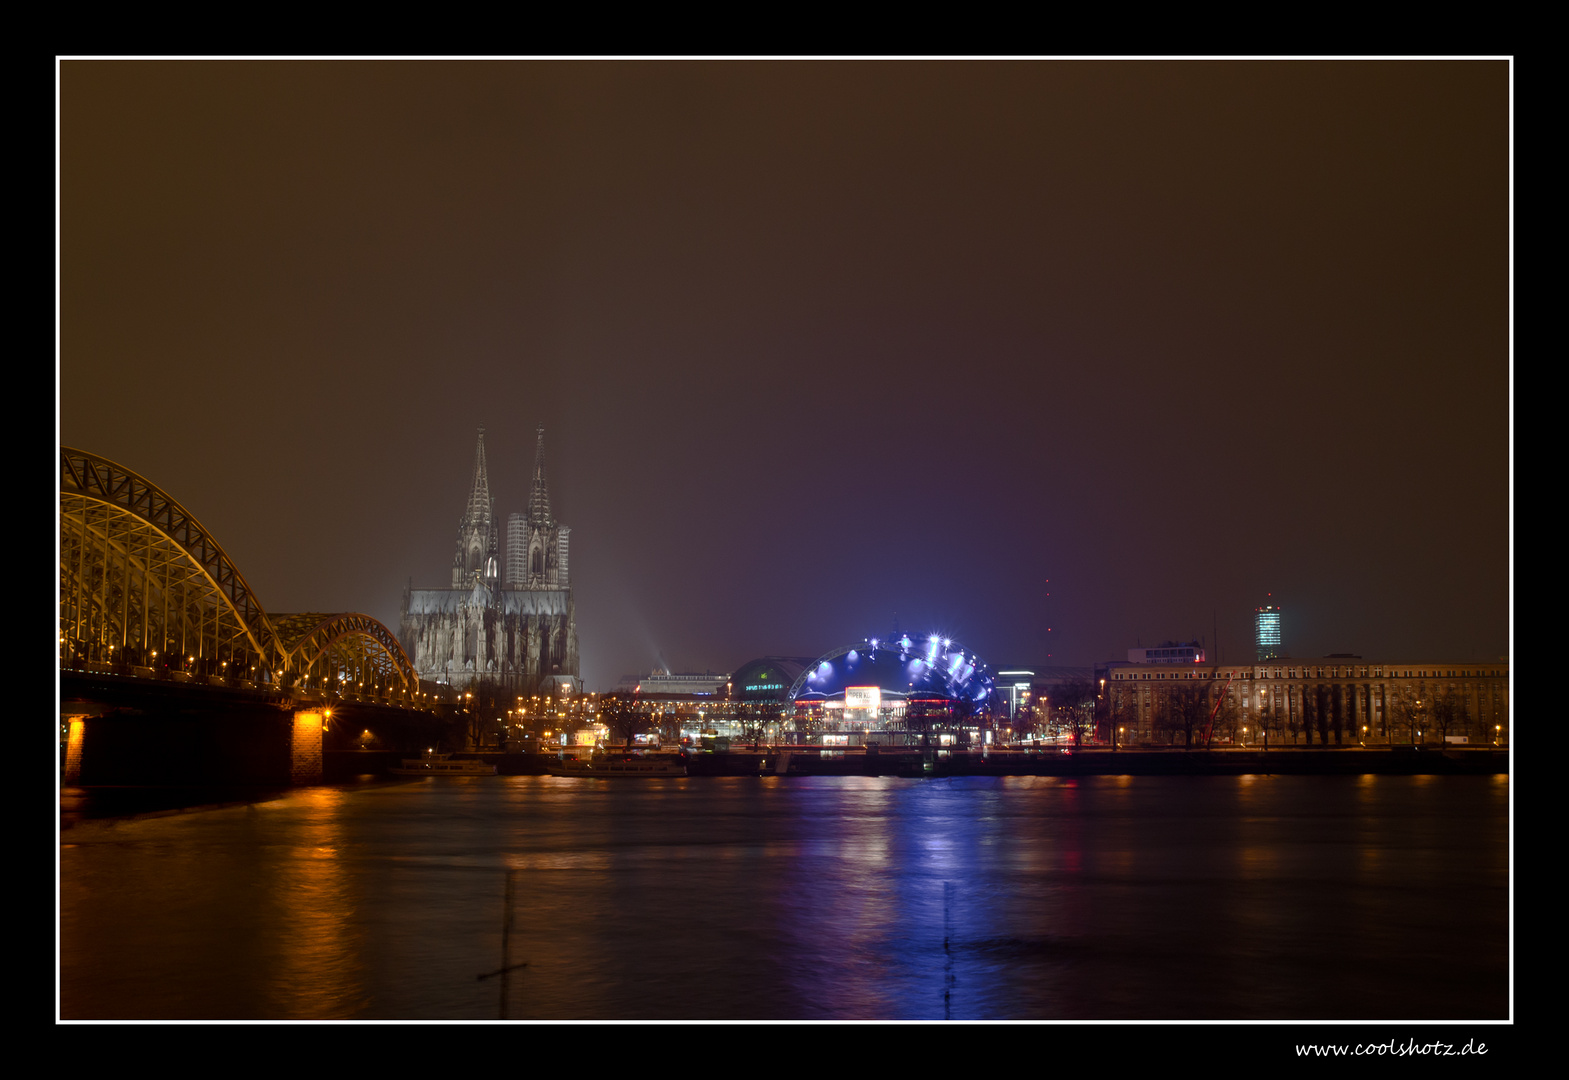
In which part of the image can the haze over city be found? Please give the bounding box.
[59,60,1510,689]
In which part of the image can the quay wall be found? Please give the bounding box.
[687,746,1508,777]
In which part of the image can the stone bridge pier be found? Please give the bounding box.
[291,709,325,784]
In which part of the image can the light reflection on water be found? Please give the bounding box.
[59,774,1507,1020]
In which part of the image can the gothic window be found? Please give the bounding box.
[532,546,543,577]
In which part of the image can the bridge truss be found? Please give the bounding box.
[60,447,421,704]
[271,612,420,701]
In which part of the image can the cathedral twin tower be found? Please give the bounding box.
[400,426,579,696]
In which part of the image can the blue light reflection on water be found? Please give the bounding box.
[58,774,1508,1020]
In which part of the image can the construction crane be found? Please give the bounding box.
[1202,672,1235,748]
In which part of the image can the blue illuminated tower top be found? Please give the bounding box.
[1255,604,1283,660]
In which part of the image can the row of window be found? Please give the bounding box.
[1115,666,1506,682]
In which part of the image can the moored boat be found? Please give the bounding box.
[389,753,497,776]
[547,752,687,777]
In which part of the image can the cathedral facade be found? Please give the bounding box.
[400,427,579,696]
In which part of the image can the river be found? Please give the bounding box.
[58,772,1509,1020]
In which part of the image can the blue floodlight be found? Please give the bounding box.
[789,632,996,707]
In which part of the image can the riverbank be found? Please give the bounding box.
[681,745,1508,777]
[313,744,1507,780]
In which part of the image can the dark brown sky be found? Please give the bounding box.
[59,60,1511,687]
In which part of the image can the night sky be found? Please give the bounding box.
[59,61,1511,689]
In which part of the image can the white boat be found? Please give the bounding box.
[389,753,497,776]
[547,752,687,778]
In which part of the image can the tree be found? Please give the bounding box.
[438,682,503,751]
[1110,685,1139,746]
[599,694,655,747]
[1258,690,1283,746]
[1012,699,1040,741]
[1093,681,1114,745]
[1430,684,1466,744]
[735,704,772,746]
[1166,683,1211,748]
[1211,689,1243,747]
[1385,683,1419,745]
[1049,678,1096,745]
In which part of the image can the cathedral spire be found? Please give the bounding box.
[453,428,498,586]
[464,427,494,531]
[528,423,553,526]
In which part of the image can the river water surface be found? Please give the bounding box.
[59,773,1509,1020]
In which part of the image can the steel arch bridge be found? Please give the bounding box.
[60,447,418,702]
[271,611,418,700]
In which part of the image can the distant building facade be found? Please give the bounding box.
[1128,641,1205,664]
[994,669,1036,718]
[1105,657,1509,746]
[400,427,579,697]
[634,671,730,696]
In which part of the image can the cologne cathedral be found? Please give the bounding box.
[400,426,579,696]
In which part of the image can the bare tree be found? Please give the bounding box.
[600,694,656,748]
[735,705,772,746]
[1008,694,1040,742]
[1430,684,1466,744]
[1110,685,1140,746]
[1215,690,1245,747]
[1049,678,1096,746]
[1385,683,1419,745]
[1093,681,1114,745]
[1258,690,1283,747]
[1165,683,1210,748]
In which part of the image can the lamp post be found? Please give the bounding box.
[1100,679,1109,748]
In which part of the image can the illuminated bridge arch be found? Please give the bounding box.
[61,447,282,679]
[60,447,416,702]
[272,612,419,699]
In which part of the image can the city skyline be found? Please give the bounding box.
[59,60,1511,689]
